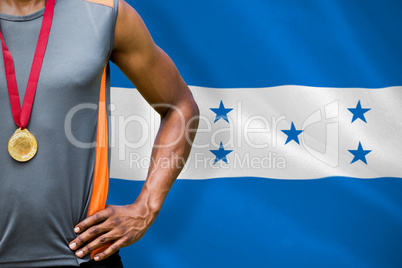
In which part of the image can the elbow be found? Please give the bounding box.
[174,95,200,137]
[187,96,200,129]
[185,97,200,144]
[164,94,200,124]
[189,97,200,123]
[160,93,200,138]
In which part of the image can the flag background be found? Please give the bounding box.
[108,0,402,267]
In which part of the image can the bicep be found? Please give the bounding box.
[111,0,192,115]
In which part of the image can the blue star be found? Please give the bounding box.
[348,100,371,123]
[348,142,372,165]
[210,142,233,164]
[281,122,303,145]
[210,100,233,123]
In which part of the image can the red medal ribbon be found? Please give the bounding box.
[0,0,55,129]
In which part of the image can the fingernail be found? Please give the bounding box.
[76,250,83,257]
[74,227,80,233]
[69,242,77,250]
[94,256,100,261]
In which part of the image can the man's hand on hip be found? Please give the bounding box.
[69,202,158,261]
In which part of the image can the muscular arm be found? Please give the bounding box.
[69,0,199,261]
[111,0,198,213]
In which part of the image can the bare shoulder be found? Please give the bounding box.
[110,0,194,112]
[111,0,156,63]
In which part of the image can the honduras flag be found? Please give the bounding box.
[108,0,402,267]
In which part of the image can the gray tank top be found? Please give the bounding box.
[0,0,118,266]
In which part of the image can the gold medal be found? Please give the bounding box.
[8,128,38,162]
[1,0,55,162]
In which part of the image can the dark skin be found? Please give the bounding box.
[1,0,199,262]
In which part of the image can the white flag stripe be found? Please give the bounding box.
[110,86,402,181]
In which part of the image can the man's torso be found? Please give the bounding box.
[0,0,117,266]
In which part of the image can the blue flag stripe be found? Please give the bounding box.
[108,177,402,267]
[112,0,402,89]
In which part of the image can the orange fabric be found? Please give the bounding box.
[88,67,110,258]
[88,67,109,216]
[84,0,113,8]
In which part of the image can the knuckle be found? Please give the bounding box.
[98,236,107,244]
[111,217,121,226]
[116,226,126,234]
[123,234,132,242]
[93,214,101,221]
[89,227,100,235]
[107,207,115,215]
[122,235,134,245]
[110,244,120,252]
[77,236,85,244]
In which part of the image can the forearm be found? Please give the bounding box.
[134,98,199,216]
